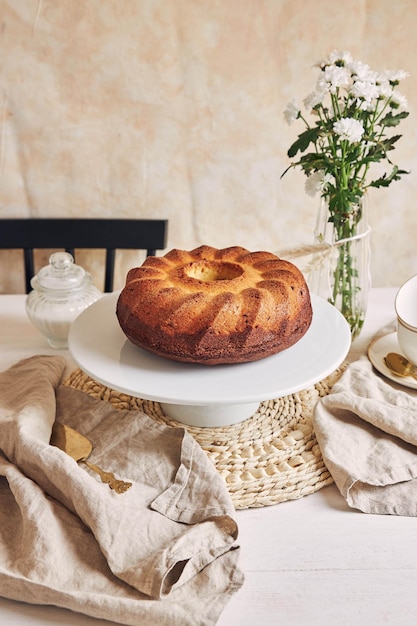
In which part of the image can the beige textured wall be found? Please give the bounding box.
[0,0,416,292]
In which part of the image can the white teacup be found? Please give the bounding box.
[395,274,417,365]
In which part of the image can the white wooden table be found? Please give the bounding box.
[1,288,417,626]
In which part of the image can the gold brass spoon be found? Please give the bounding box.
[384,352,417,381]
[50,422,132,494]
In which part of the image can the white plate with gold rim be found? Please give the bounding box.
[368,332,417,391]
[68,291,351,427]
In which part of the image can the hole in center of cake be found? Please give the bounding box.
[186,261,243,282]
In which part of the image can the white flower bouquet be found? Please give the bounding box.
[282,50,409,336]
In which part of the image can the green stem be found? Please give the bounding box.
[327,204,365,339]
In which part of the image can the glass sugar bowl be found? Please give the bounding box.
[26,251,102,348]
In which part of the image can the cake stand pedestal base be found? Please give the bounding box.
[160,401,261,427]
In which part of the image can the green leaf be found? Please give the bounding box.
[369,165,410,188]
[381,111,409,127]
[297,153,327,173]
[287,127,320,158]
[369,177,392,188]
[373,135,402,154]
[383,134,402,149]
[365,135,402,162]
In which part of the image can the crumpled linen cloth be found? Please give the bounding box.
[0,355,244,625]
[314,356,417,516]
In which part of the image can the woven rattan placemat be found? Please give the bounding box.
[63,365,346,509]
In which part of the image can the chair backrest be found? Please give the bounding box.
[0,218,168,293]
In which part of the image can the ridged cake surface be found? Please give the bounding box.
[116,245,313,365]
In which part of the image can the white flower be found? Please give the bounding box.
[377,78,393,99]
[350,80,380,103]
[283,99,299,125]
[305,170,333,197]
[350,79,380,111]
[383,69,410,83]
[327,50,353,66]
[317,64,351,94]
[390,90,408,110]
[350,61,378,83]
[303,90,326,111]
[357,98,378,113]
[333,117,365,143]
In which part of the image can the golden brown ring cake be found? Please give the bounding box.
[116,245,313,365]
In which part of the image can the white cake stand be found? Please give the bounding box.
[68,291,351,427]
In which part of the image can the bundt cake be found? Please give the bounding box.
[116,245,313,365]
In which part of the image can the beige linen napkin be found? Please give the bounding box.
[314,356,417,515]
[0,355,243,625]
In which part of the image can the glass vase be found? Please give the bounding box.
[308,196,371,341]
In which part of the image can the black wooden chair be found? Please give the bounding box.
[0,218,168,293]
